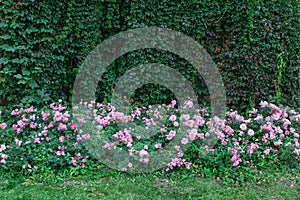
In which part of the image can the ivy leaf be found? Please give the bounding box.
[0,58,9,65]
[14,74,22,79]
[25,27,39,34]
[28,81,39,89]
[22,68,31,76]
[17,80,27,84]
[0,34,11,40]
[0,21,6,28]
[0,44,14,51]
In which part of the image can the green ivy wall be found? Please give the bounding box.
[0,0,299,111]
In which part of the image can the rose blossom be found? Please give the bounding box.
[248,129,254,136]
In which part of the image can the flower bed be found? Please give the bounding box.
[0,100,299,178]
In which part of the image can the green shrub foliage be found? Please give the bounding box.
[0,0,299,110]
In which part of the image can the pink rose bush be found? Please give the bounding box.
[73,99,299,173]
[0,101,89,174]
[0,99,299,177]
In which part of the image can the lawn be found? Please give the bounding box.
[1,173,299,200]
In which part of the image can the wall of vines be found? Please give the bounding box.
[0,0,299,111]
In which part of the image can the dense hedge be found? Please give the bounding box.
[0,0,299,111]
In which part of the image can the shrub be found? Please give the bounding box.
[0,100,91,176]
[0,99,299,179]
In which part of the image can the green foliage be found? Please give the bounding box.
[0,0,103,107]
[0,0,299,111]
[127,0,299,111]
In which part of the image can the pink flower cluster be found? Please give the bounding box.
[0,99,298,173]
[79,99,214,171]
[166,152,191,171]
[71,153,88,167]
[220,101,300,167]
[79,99,299,171]
[0,100,92,172]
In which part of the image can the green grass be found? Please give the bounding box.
[0,173,299,200]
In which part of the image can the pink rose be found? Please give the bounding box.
[169,115,177,121]
[181,138,188,145]
[0,123,7,129]
[59,136,65,143]
[248,129,254,136]
[240,123,247,131]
